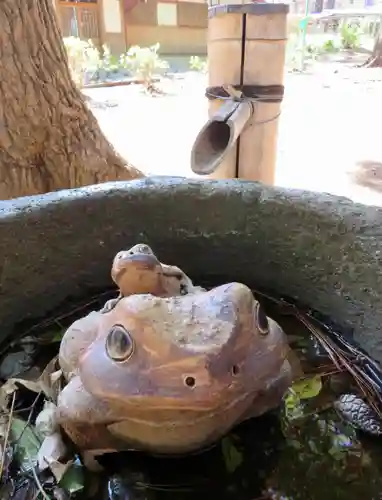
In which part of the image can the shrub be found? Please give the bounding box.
[340,23,361,50]
[125,43,168,91]
[63,38,168,90]
[189,56,207,73]
[63,37,101,86]
[321,38,339,53]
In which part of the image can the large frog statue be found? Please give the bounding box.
[56,244,292,456]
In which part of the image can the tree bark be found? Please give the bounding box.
[364,19,382,68]
[0,0,144,200]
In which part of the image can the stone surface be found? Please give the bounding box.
[1,177,382,362]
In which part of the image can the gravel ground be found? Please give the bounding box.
[84,63,382,207]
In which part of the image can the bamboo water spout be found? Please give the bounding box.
[191,3,289,182]
[190,86,254,176]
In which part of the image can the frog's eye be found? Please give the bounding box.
[106,325,134,361]
[256,304,269,335]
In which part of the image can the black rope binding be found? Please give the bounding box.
[205,84,284,103]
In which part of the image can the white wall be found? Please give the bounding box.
[103,0,122,33]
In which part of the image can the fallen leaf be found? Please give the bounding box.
[283,390,304,420]
[38,357,62,402]
[35,401,59,437]
[38,433,68,474]
[292,376,322,400]
[0,378,42,411]
[288,439,302,449]
[286,347,304,380]
[0,367,63,422]
[221,436,243,474]
[82,451,104,472]
[0,440,13,476]
[59,461,85,494]
[361,451,372,467]
[0,416,8,437]
[9,418,43,471]
[50,460,74,484]
[50,329,66,344]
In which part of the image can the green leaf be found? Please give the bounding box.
[292,376,322,400]
[59,462,85,494]
[51,329,66,343]
[308,439,319,454]
[361,451,372,467]
[10,418,43,469]
[288,439,302,449]
[283,389,304,420]
[328,446,345,461]
[285,390,300,409]
[221,436,243,474]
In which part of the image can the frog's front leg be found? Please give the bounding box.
[56,376,124,453]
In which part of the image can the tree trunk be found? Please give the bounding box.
[0,0,144,200]
[364,19,382,68]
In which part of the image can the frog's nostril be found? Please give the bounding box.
[184,376,196,388]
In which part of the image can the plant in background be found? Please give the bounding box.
[340,23,361,50]
[125,43,168,93]
[306,42,322,61]
[285,32,302,70]
[119,52,133,74]
[321,38,339,53]
[98,44,122,74]
[189,55,208,73]
[63,37,101,86]
[64,39,169,89]
[63,38,134,86]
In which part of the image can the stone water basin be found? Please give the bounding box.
[2,176,382,499]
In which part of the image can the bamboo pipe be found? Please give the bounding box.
[191,3,289,182]
[191,86,254,176]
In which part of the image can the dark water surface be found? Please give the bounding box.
[102,409,382,500]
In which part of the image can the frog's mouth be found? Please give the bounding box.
[79,282,289,412]
[105,361,291,452]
